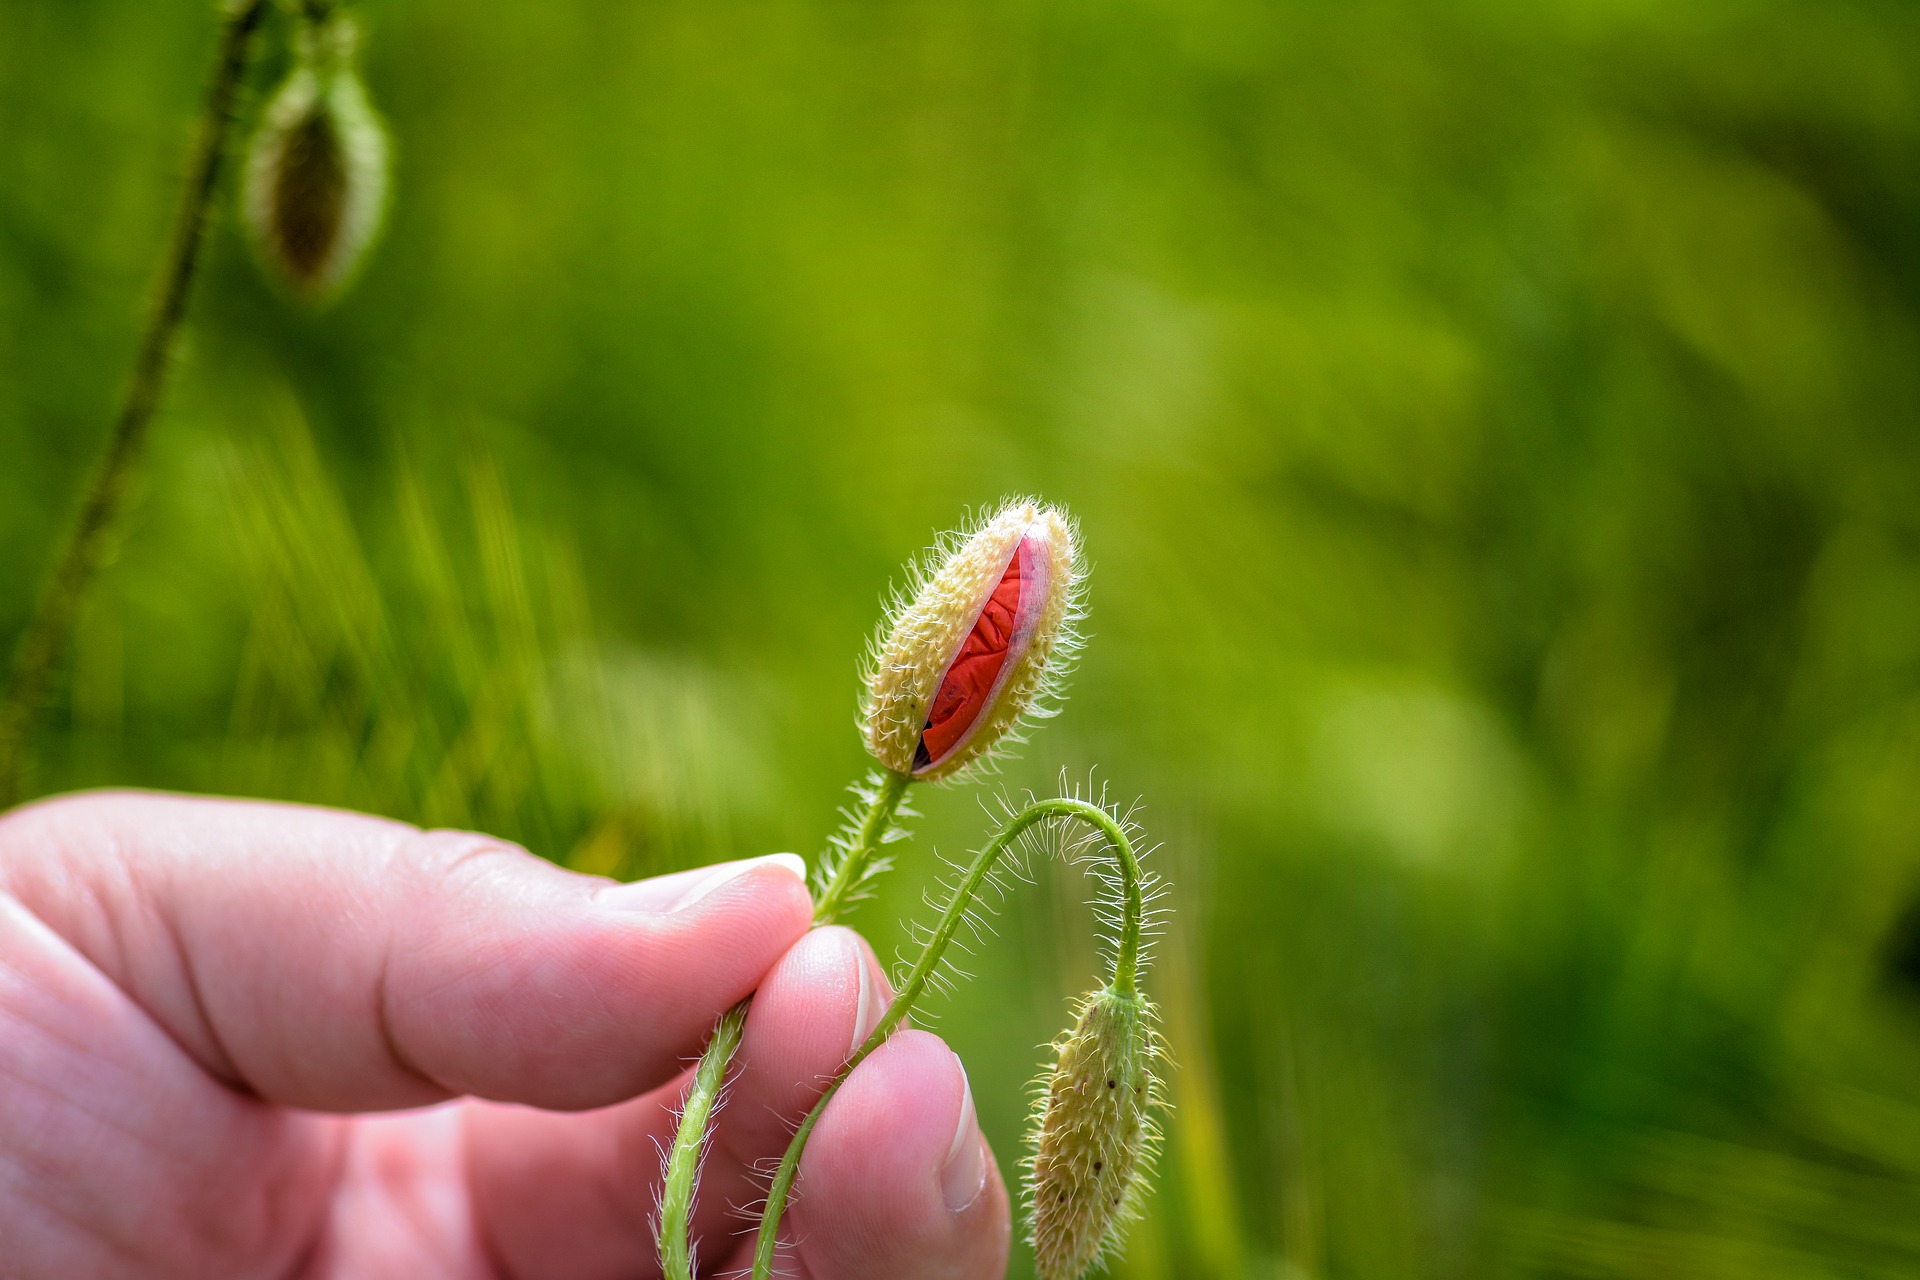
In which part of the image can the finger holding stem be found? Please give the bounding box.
[749,797,1149,1280]
[656,770,910,1280]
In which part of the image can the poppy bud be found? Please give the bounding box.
[241,14,389,303]
[864,499,1081,782]
[1025,985,1162,1280]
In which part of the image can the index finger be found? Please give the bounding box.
[0,791,813,1112]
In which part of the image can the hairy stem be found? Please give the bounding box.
[655,769,911,1277]
[657,998,748,1280]
[749,797,1144,1278]
[0,0,270,807]
[811,768,909,924]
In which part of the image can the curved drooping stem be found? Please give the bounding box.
[0,0,271,807]
[657,769,912,1280]
[748,797,1145,1279]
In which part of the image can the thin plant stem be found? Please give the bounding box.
[656,998,748,1280]
[0,0,271,807]
[749,797,1145,1279]
[812,767,909,924]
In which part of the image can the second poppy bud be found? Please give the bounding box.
[241,12,389,305]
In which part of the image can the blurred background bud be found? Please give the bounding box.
[241,13,387,305]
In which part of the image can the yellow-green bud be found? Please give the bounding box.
[241,15,389,304]
[863,499,1081,782]
[1025,985,1161,1280]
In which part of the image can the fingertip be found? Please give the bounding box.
[804,1029,964,1190]
[792,1030,1011,1277]
[802,925,891,1060]
[593,853,812,917]
[384,844,816,1110]
[732,926,887,1119]
[704,855,814,924]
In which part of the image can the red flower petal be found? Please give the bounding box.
[915,535,1034,772]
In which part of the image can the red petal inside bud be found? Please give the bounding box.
[915,535,1035,773]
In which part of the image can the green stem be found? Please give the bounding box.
[657,998,748,1280]
[811,768,910,925]
[749,797,1144,1278]
[654,768,911,1277]
[0,0,270,808]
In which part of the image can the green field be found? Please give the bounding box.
[5,1,1920,1274]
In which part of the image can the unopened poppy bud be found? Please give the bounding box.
[241,14,389,304]
[1025,985,1161,1280]
[864,499,1081,782]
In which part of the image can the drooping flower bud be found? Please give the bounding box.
[241,14,389,304]
[1024,985,1162,1280]
[863,500,1081,782]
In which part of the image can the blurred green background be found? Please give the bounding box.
[7,0,1920,1275]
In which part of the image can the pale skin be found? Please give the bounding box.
[0,792,1012,1279]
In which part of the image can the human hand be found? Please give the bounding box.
[0,792,1010,1278]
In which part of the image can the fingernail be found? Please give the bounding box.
[940,1052,987,1213]
[672,854,808,912]
[849,940,882,1058]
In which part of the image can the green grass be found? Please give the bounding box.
[5,0,1920,1275]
